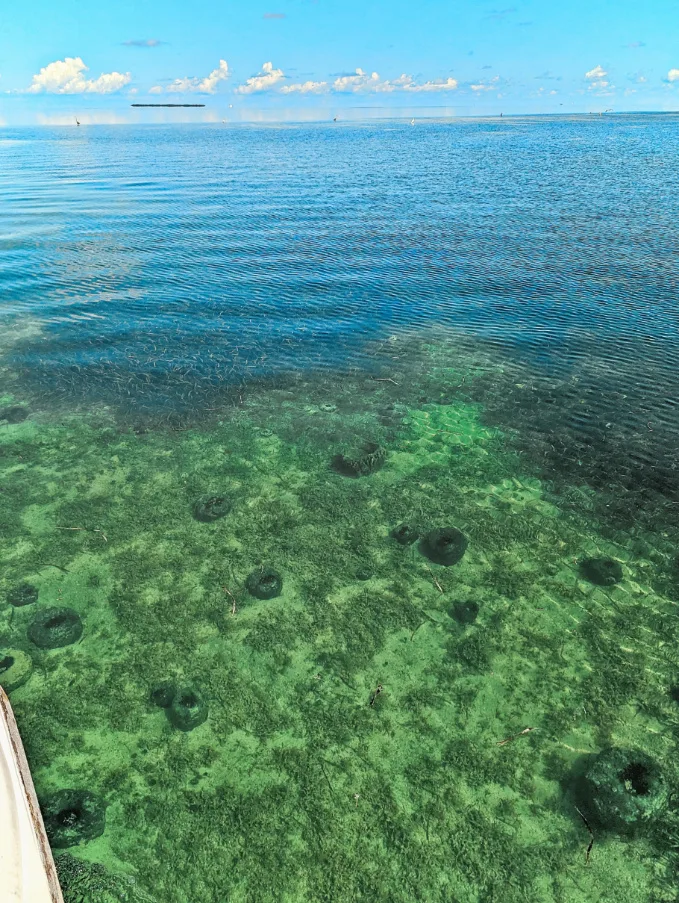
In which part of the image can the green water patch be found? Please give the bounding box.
[1,357,679,902]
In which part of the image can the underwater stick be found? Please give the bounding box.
[425,565,444,594]
[56,526,107,542]
[369,684,383,707]
[574,806,594,864]
[497,727,536,746]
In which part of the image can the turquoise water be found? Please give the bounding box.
[2,116,679,902]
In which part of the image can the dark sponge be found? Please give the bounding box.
[420,527,468,566]
[192,495,231,523]
[42,789,106,848]
[246,567,283,600]
[390,524,419,546]
[150,681,176,708]
[28,607,83,649]
[7,583,39,607]
[576,747,666,833]
[167,686,208,731]
[450,600,479,625]
[0,405,29,424]
[580,557,623,586]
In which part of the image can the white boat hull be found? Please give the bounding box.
[0,687,64,903]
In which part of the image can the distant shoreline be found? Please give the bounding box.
[131,104,206,108]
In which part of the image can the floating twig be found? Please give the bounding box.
[497,727,536,747]
[369,684,383,707]
[373,378,399,386]
[40,563,70,574]
[574,806,594,863]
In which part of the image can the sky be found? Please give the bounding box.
[1,0,678,124]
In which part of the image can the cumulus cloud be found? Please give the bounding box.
[235,61,284,94]
[27,57,131,94]
[585,64,607,80]
[585,64,612,92]
[280,80,329,94]
[668,68,679,82]
[163,59,229,94]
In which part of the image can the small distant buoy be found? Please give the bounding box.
[333,117,337,122]
[410,118,415,125]
[75,118,80,126]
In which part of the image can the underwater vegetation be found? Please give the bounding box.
[2,333,679,902]
[56,853,156,903]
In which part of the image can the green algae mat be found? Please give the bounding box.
[2,337,679,903]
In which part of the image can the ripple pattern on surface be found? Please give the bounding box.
[1,116,679,410]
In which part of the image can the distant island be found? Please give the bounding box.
[131,104,206,108]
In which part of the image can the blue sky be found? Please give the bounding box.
[1,0,678,123]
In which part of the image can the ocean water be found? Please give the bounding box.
[2,116,679,902]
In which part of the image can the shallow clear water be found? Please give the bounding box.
[2,116,679,903]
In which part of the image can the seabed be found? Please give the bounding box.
[2,329,679,903]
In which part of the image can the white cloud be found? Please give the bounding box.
[403,76,458,92]
[27,57,131,94]
[148,86,163,94]
[332,68,381,92]
[470,76,500,92]
[585,64,607,80]
[585,64,612,92]
[163,59,229,94]
[331,68,458,94]
[235,61,284,94]
[280,80,329,94]
[668,68,679,82]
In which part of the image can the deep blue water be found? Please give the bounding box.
[1,115,679,409]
